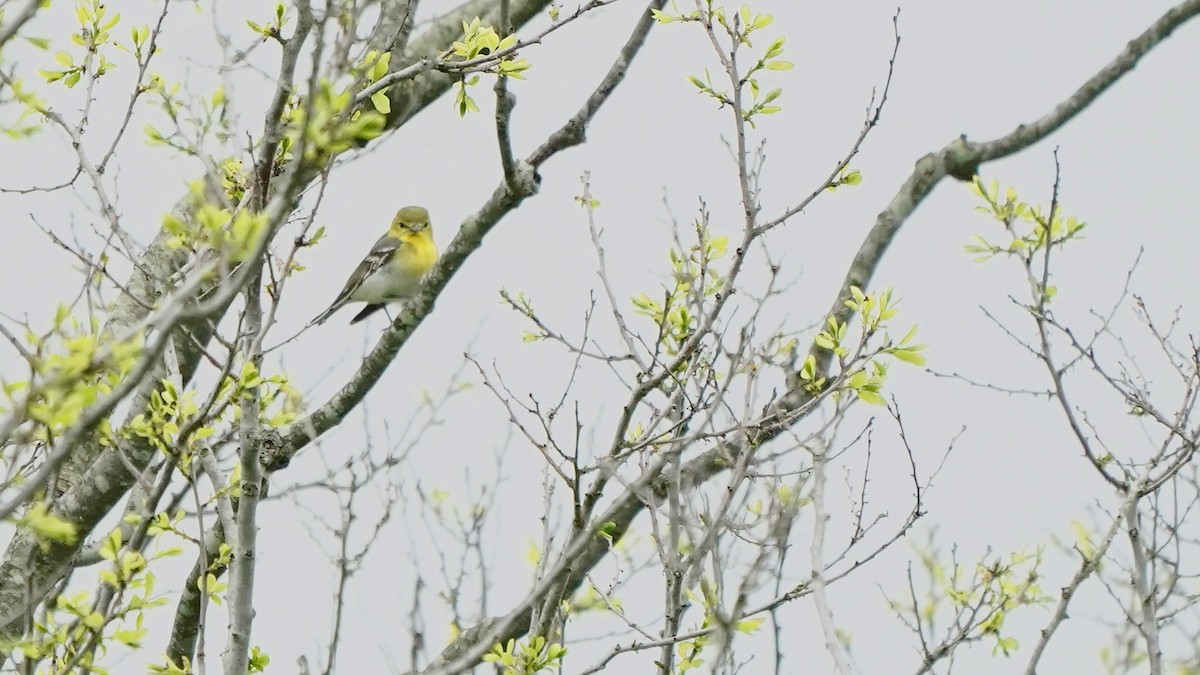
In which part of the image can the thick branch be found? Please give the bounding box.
[420,2,1200,670]
[0,0,559,649]
[795,0,1200,392]
[165,520,227,667]
[270,0,664,465]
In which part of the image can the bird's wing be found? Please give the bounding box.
[339,233,402,299]
[310,233,402,325]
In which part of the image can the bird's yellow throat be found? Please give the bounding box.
[398,230,438,275]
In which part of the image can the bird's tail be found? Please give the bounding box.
[349,303,386,324]
[308,301,342,327]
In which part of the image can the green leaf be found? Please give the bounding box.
[370,90,391,114]
[372,51,391,81]
[248,646,271,673]
[499,58,531,79]
[847,370,868,389]
[144,124,166,144]
[651,9,676,23]
[857,390,885,406]
[994,636,1019,656]
[736,617,765,633]
[113,626,147,647]
[18,503,78,546]
[891,349,926,366]
[100,527,122,561]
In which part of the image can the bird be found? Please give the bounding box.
[309,206,439,325]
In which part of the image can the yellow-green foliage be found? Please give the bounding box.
[451,18,530,116]
[125,362,300,475]
[162,178,269,262]
[18,503,78,549]
[1,78,50,138]
[2,312,143,443]
[245,3,290,42]
[483,635,567,675]
[654,3,794,126]
[965,177,1087,262]
[37,0,121,89]
[288,79,385,162]
[965,177,1087,307]
[672,577,765,673]
[806,286,926,405]
[358,49,394,114]
[12,523,178,672]
[630,224,728,359]
[896,540,1050,659]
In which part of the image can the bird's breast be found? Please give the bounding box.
[405,236,438,276]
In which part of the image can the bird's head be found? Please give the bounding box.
[391,206,432,235]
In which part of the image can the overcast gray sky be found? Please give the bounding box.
[1,0,1198,672]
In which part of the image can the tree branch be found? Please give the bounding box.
[270,0,666,466]
[415,3,1200,670]
[793,0,1200,395]
[0,0,42,51]
[0,0,561,649]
